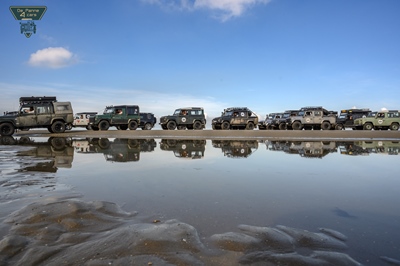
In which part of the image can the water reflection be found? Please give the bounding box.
[159,139,206,159]
[0,136,73,171]
[72,138,157,162]
[212,140,258,158]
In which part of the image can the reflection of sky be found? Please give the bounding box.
[3,138,400,263]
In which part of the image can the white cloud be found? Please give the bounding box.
[194,0,271,21]
[142,0,271,21]
[28,47,78,69]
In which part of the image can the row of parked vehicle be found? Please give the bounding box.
[1,96,400,136]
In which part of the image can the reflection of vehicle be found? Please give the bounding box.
[353,110,400,131]
[212,107,258,130]
[212,140,258,158]
[159,107,206,130]
[337,142,369,156]
[72,138,156,162]
[0,136,74,171]
[286,106,337,130]
[159,139,206,159]
[139,112,157,130]
[335,108,371,130]
[285,141,337,158]
[0,96,74,136]
[353,141,400,155]
[72,112,97,130]
[89,105,140,131]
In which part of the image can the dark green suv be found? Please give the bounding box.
[159,107,206,130]
[89,105,140,131]
[212,107,258,130]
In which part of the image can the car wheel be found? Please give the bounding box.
[167,121,177,130]
[321,121,331,130]
[0,123,15,136]
[143,123,153,130]
[86,125,92,130]
[279,123,287,130]
[246,122,255,130]
[51,121,66,133]
[99,120,110,131]
[292,121,302,130]
[221,121,230,130]
[390,123,399,131]
[363,123,373,130]
[335,124,344,130]
[49,137,66,150]
[129,121,138,130]
[193,121,202,130]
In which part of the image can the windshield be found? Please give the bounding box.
[173,109,181,115]
[103,107,114,114]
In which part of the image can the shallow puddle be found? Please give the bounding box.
[1,136,399,265]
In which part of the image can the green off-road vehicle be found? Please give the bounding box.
[0,96,73,136]
[353,110,400,130]
[89,105,140,131]
[212,107,258,130]
[159,107,206,130]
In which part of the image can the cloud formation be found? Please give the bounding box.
[142,0,271,21]
[28,47,78,69]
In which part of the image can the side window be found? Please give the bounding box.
[191,110,196,115]
[127,107,138,115]
[56,105,69,111]
[315,111,321,116]
[37,106,51,114]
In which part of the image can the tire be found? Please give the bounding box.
[390,123,399,131]
[119,125,128,130]
[161,125,167,130]
[143,123,152,130]
[99,120,110,131]
[167,121,177,130]
[246,122,255,130]
[86,125,92,130]
[335,124,344,130]
[363,123,373,130]
[0,123,15,136]
[221,121,230,130]
[212,124,219,130]
[279,123,287,130]
[98,138,110,149]
[321,121,331,130]
[51,121,66,133]
[129,121,138,130]
[92,126,99,131]
[193,121,202,130]
[49,137,66,150]
[292,121,302,130]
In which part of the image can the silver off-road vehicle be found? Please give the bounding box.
[0,96,73,136]
[286,106,337,130]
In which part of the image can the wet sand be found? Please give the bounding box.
[14,129,400,140]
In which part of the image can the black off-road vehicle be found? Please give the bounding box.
[258,113,283,130]
[276,110,299,130]
[212,140,258,158]
[335,108,371,130]
[212,107,258,130]
[159,107,206,130]
[89,105,140,131]
[0,96,74,136]
[139,113,157,130]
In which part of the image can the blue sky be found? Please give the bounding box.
[1,0,399,119]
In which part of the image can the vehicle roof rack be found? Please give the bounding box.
[19,96,57,105]
[300,106,324,110]
[225,107,249,111]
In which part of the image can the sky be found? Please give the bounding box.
[1,0,400,119]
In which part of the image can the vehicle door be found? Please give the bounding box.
[111,108,127,125]
[313,111,323,124]
[375,112,386,126]
[17,106,37,127]
[36,104,53,125]
[179,109,189,125]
